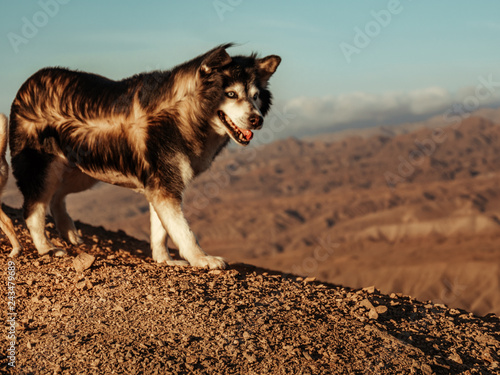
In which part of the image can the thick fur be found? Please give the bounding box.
[0,114,22,257]
[9,44,280,269]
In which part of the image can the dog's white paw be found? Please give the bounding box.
[165,260,190,267]
[67,231,84,246]
[39,247,67,257]
[190,255,227,270]
[153,252,189,266]
[8,246,22,258]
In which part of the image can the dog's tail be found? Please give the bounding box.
[0,114,7,158]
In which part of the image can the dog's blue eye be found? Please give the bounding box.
[226,91,237,98]
[253,93,259,100]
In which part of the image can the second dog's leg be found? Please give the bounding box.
[150,203,188,266]
[148,194,226,269]
[0,209,22,257]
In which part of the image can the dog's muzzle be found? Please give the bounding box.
[249,114,263,129]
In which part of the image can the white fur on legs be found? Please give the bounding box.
[25,160,67,257]
[51,194,83,245]
[150,203,188,266]
[26,203,66,256]
[148,195,226,269]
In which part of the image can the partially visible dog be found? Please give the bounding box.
[9,44,280,269]
[0,114,22,257]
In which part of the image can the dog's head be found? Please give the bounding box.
[199,45,281,146]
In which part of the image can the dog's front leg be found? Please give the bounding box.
[148,195,226,270]
[149,203,188,266]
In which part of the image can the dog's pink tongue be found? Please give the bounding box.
[242,129,253,141]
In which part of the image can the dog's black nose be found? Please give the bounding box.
[249,114,263,128]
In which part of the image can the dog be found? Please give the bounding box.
[9,44,280,269]
[0,114,22,257]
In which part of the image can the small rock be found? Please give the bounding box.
[243,352,256,363]
[363,286,375,294]
[73,252,95,273]
[76,280,87,289]
[302,350,312,360]
[296,277,304,282]
[367,309,379,320]
[421,363,433,375]
[448,352,463,364]
[360,299,375,310]
[303,277,316,283]
[31,295,41,303]
[375,305,388,314]
[209,270,223,275]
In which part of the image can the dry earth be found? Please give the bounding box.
[1,206,499,374]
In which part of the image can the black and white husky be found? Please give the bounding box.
[9,44,280,269]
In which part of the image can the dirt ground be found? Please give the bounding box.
[1,206,499,374]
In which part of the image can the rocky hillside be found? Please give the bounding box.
[1,206,499,374]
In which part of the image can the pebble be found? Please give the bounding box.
[375,305,388,314]
[73,252,96,273]
[363,286,376,294]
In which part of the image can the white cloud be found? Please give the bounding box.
[283,85,500,136]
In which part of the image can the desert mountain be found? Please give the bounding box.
[3,113,500,316]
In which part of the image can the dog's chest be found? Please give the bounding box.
[189,134,229,177]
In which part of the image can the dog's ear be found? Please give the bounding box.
[200,47,232,75]
[256,55,281,85]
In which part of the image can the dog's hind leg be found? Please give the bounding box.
[148,194,226,269]
[21,158,67,257]
[149,203,189,266]
[50,169,97,245]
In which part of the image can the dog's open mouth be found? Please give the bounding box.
[218,111,253,146]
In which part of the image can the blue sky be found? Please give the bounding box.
[1,0,500,136]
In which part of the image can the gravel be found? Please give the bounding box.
[1,206,499,374]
